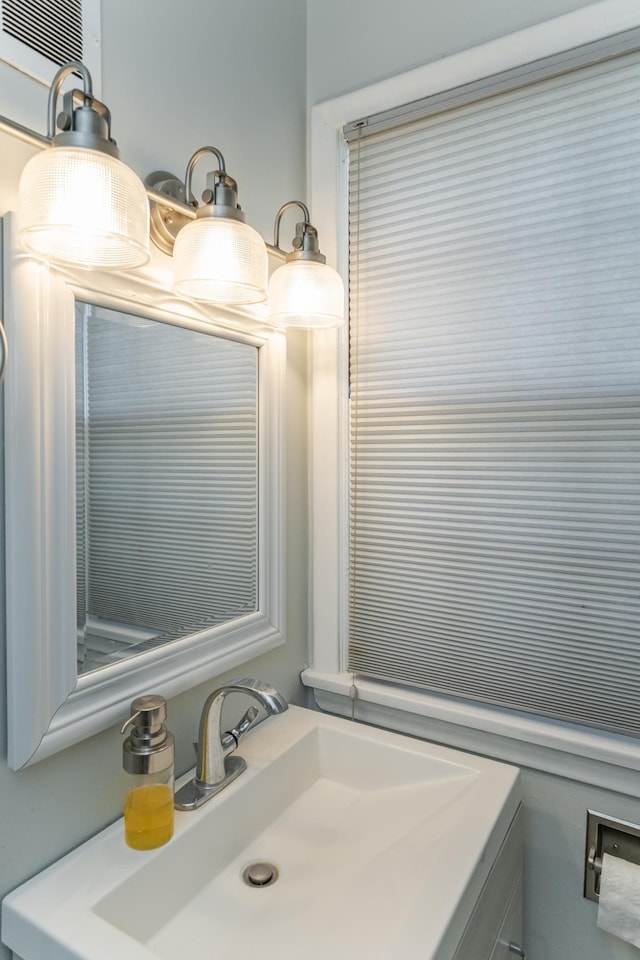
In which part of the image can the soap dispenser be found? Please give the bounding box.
[121,694,175,850]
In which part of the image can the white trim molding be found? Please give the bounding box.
[308,0,640,791]
[4,214,286,769]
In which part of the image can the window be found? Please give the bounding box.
[346,45,640,738]
[307,7,640,783]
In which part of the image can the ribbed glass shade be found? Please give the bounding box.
[172,217,268,304]
[268,258,344,328]
[17,147,150,269]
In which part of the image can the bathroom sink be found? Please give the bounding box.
[2,706,520,960]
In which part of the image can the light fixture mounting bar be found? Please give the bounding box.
[145,185,196,218]
[0,113,51,150]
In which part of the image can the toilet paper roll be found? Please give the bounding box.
[597,852,640,948]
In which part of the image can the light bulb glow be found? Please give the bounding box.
[268,259,344,328]
[172,217,268,304]
[17,147,150,269]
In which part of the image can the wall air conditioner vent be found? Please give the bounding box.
[0,0,100,90]
[3,0,83,67]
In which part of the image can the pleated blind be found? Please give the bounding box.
[75,303,258,672]
[348,50,640,736]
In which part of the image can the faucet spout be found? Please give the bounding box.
[174,677,288,811]
[196,678,288,787]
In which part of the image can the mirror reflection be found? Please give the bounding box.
[75,302,258,675]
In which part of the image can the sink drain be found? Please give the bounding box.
[242,861,279,888]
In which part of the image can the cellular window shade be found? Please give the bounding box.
[75,303,258,668]
[347,51,640,737]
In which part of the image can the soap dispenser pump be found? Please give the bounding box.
[121,694,175,850]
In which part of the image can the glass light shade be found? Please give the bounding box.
[17,146,150,269]
[172,217,268,304]
[268,259,344,328]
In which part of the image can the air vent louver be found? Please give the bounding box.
[2,0,82,68]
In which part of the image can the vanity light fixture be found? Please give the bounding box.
[17,62,150,270]
[0,58,345,327]
[267,201,344,328]
[171,146,268,305]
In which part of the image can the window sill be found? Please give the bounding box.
[301,670,640,798]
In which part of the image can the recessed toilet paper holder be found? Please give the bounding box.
[584,810,640,902]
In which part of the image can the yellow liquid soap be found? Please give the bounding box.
[124,783,174,850]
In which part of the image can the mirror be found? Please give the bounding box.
[4,214,286,769]
[74,302,258,675]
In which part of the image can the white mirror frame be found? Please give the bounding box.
[3,213,286,769]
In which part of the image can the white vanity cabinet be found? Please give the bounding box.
[490,879,524,960]
[452,807,524,960]
[2,707,522,960]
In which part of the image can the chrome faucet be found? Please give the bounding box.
[174,678,288,811]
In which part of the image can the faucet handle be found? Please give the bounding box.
[193,706,259,760]
[228,706,259,743]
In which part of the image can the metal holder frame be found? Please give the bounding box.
[272,199,327,264]
[47,61,119,159]
[584,810,640,902]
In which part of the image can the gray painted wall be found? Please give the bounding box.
[307,0,604,105]
[522,771,640,960]
[306,2,640,959]
[0,3,308,956]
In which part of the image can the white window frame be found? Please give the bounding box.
[305,0,640,795]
